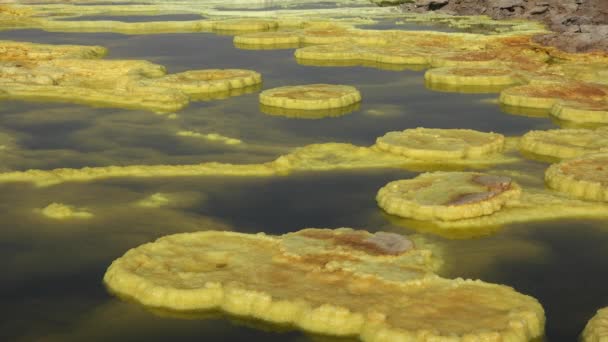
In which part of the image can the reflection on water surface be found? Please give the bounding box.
[0,6,607,342]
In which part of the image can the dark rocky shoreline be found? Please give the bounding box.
[401,0,608,53]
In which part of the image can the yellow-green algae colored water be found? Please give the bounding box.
[1,1,608,341]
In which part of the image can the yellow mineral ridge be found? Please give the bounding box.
[582,307,608,342]
[377,172,522,221]
[0,138,520,187]
[519,127,608,160]
[374,128,505,160]
[104,228,544,341]
[0,41,262,113]
[545,153,608,202]
[259,84,361,111]
[39,202,93,219]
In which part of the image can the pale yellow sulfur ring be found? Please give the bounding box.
[259,84,361,110]
[499,82,608,109]
[519,128,608,160]
[550,100,608,125]
[545,153,608,202]
[374,128,505,160]
[104,228,544,341]
[582,307,608,342]
[424,67,521,87]
[377,172,522,221]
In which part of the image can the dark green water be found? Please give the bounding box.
[0,19,607,342]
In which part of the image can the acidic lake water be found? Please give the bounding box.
[1,12,607,342]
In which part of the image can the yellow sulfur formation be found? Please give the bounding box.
[0,40,107,61]
[212,19,278,32]
[0,41,262,113]
[545,153,608,202]
[259,102,360,119]
[499,82,608,109]
[0,140,520,187]
[259,84,361,110]
[234,31,302,46]
[550,100,608,125]
[377,172,522,221]
[424,66,522,87]
[39,202,93,219]
[138,69,262,96]
[104,228,544,341]
[374,128,505,160]
[582,307,608,342]
[519,128,608,160]
[389,189,608,237]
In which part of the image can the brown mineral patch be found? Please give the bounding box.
[473,174,512,192]
[446,191,495,206]
[299,230,412,256]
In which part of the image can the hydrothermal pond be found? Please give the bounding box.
[1,0,608,341]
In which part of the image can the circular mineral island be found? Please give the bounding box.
[582,307,608,342]
[374,128,505,160]
[259,84,361,110]
[520,128,608,159]
[104,228,544,341]
[377,172,521,221]
[424,67,521,87]
[550,100,608,125]
[259,102,360,119]
[545,153,608,202]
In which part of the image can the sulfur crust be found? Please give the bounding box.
[424,67,522,87]
[212,19,278,32]
[499,83,608,109]
[582,307,608,342]
[259,102,360,119]
[40,202,93,219]
[259,84,361,110]
[104,228,544,341]
[374,128,505,160]
[0,142,520,187]
[519,128,608,159]
[377,172,522,221]
[392,189,608,236]
[550,101,608,124]
[234,31,302,46]
[140,69,262,96]
[545,153,608,202]
[0,41,262,113]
